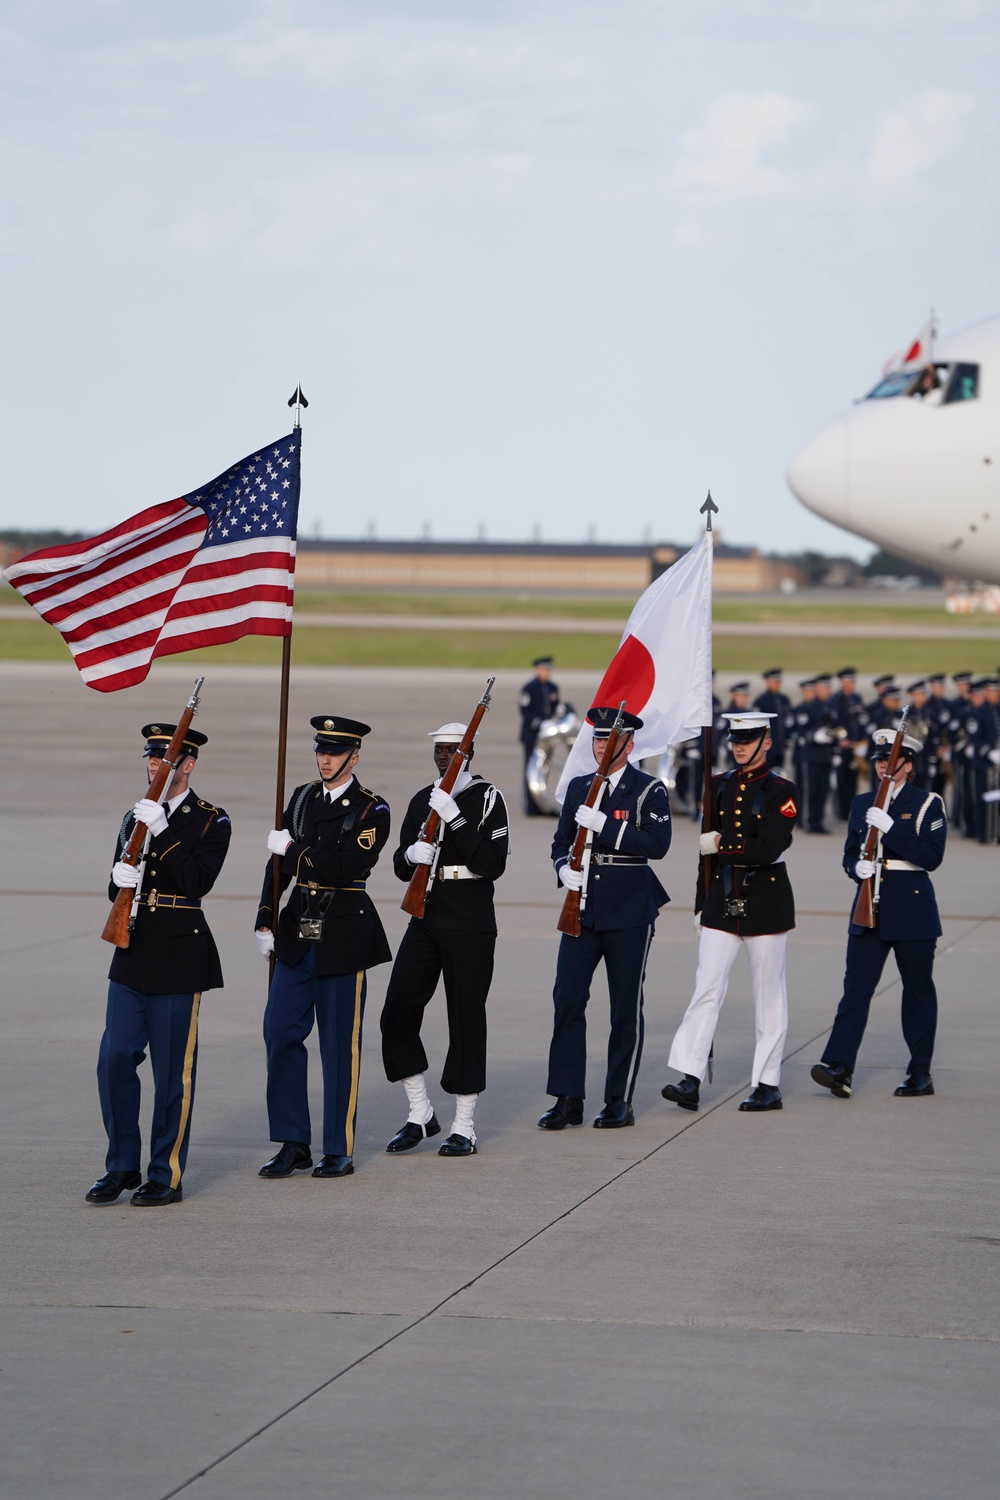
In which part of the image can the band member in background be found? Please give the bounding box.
[519,656,561,816]
[538,708,671,1131]
[381,723,510,1157]
[926,675,953,796]
[87,723,231,1207]
[754,667,790,771]
[802,673,839,834]
[662,713,798,1115]
[830,666,866,819]
[791,678,815,820]
[255,716,391,1181]
[811,730,946,1101]
[727,682,751,713]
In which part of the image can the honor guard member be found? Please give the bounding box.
[865,674,895,719]
[727,682,751,713]
[790,679,815,816]
[662,713,798,1114]
[86,724,231,1206]
[830,667,866,820]
[927,674,954,796]
[255,716,391,1179]
[380,723,510,1156]
[961,680,1000,843]
[948,672,974,829]
[810,729,946,1100]
[801,674,840,834]
[519,656,561,816]
[754,668,790,771]
[538,707,672,1131]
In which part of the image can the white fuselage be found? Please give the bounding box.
[786,315,1000,581]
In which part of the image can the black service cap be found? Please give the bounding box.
[587,705,643,735]
[142,723,207,758]
[310,715,371,751]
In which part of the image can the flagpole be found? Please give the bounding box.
[269,383,308,988]
[699,491,717,1078]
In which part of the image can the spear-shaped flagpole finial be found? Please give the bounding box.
[287,383,309,430]
[700,490,719,532]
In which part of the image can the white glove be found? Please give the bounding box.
[428,786,461,823]
[965,745,975,759]
[989,749,1000,766]
[855,858,876,880]
[111,859,140,889]
[133,798,168,836]
[699,831,721,855]
[866,805,894,834]
[574,804,607,834]
[267,828,293,856]
[558,863,585,891]
[406,840,435,866]
[255,929,275,959]
[813,727,832,745]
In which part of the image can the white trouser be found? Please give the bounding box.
[667,927,789,1087]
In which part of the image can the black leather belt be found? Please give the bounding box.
[296,881,368,892]
[591,853,647,867]
[139,892,201,911]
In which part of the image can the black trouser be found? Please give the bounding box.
[522,740,541,815]
[806,755,832,831]
[380,921,495,1094]
[835,758,857,821]
[822,933,937,1075]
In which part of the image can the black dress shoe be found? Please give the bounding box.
[894,1073,935,1097]
[810,1061,853,1098]
[661,1074,700,1111]
[385,1114,441,1152]
[131,1180,182,1206]
[258,1142,313,1177]
[85,1170,142,1205]
[438,1133,477,1156]
[738,1084,783,1112]
[313,1154,353,1176]
[593,1099,635,1128]
[537,1096,584,1130]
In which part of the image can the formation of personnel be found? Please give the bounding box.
[85,677,965,1205]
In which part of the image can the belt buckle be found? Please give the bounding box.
[147,889,158,911]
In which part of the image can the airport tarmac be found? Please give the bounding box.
[2,662,998,1500]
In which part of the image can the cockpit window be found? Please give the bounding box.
[864,371,914,400]
[943,363,979,404]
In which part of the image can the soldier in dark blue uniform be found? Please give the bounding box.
[255,716,391,1180]
[864,674,895,720]
[86,723,231,1207]
[947,672,973,830]
[380,722,510,1157]
[926,675,954,797]
[810,730,947,1100]
[959,679,1000,842]
[538,708,672,1130]
[801,674,841,833]
[519,656,561,816]
[830,666,866,819]
[754,668,790,771]
[662,713,799,1113]
[790,679,814,820]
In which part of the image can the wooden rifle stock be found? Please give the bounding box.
[557,702,627,938]
[400,676,495,920]
[101,677,205,949]
[853,710,908,930]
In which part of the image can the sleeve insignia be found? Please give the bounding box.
[779,798,797,818]
[357,827,377,850]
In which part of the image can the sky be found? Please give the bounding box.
[1,0,998,559]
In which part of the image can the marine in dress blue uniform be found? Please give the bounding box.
[753,668,790,771]
[811,730,947,1100]
[87,724,231,1207]
[519,656,561,816]
[538,708,672,1130]
[255,716,391,1179]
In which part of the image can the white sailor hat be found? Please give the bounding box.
[722,712,776,741]
[870,727,923,758]
[428,722,473,743]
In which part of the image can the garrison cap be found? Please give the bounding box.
[724,712,775,743]
[142,723,207,759]
[587,705,643,735]
[837,666,857,678]
[870,728,923,760]
[310,715,371,752]
[428,721,471,743]
[532,655,554,668]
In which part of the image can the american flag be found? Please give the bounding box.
[3,431,301,692]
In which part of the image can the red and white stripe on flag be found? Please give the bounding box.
[3,432,300,692]
[555,531,714,804]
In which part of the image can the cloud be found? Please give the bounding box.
[674,92,810,200]
[867,88,976,195]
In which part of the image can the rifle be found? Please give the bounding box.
[400,676,495,920]
[101,677,205,949]
[557,701,627,939]
[853,708,908,931]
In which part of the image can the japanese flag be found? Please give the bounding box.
[555,530,714,803]
[884,310,938,374]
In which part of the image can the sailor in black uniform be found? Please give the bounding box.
[662,713,799,1114]
[381,723,510,1156]
[255,716,391,1179]
[87,723,231,1206]
[810,729,947,1100]
[538,708,672,1129]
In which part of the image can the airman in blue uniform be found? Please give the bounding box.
[753,667,790,770]
[811,729,947,1101]
[538,707,672,1130]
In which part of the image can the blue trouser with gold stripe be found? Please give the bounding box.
[98,984,201,1189]
[263,949,366,1157]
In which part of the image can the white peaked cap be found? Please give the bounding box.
[722,713,776,731]
[428,722,473,743]
[871,728,923,755]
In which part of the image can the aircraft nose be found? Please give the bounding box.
[786,416,849,526]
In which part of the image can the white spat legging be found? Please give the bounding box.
[667,926,789,1088]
